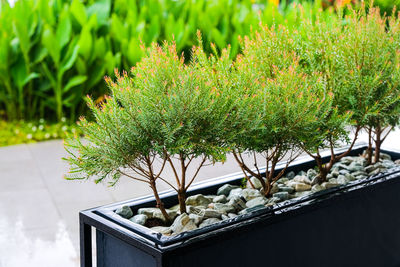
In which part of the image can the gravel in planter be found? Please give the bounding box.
[116,152,399,236]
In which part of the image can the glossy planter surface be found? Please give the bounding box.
[80,144,400,267]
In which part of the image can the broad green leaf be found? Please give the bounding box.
[236,5,249,23]
[176,25,190,51]
[56,12,72,49]
[126,38,142,66]
[42,25,60,66]
[28,10,38,38]
[37,0,55,25]
[21,72,40,88]
[13,19,30,60]
[77,25,93,61]
[87,0,111,26]
[41,62,57,89]
[38,79,52,92]
[145,15,160,44]
[135,21,146,38]
[70,0,87,26]
[211,28,226,49]
[110,14,126,43]
[32,46,48,64]
[75,57,87,74]
[105,51,120,74]
[10,58,36,89]
[60,43,80,75]
[93,37,106,60]
[0,38,10,71]
[125,5,137,27]
[86,64,105,89]
[63,75,87,92]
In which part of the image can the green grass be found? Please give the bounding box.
[0,119,80,147]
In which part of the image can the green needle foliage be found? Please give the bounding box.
[296,4,400,176]
[64,40,234,218]
[335,6,400,164]
[229,24,341,194]
[290,8,356,182]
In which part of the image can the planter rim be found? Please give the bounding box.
[81,142,400,249]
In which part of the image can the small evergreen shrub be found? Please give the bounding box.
[228,24,340,194]
[337,7,400,164]
[295,4,400,181]
[64,40,233,220]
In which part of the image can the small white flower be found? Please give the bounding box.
[39,118,45,124]
[32,126,37,132]
[45,133,50,139]
[61,117,66,123]
[61,126,68,131]
[14,129,20,134]
[39,125,44,130]
[52,133,58,138]
[26,134,32,139]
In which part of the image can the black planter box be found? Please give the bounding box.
[80,143,400,267]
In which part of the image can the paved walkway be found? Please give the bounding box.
[0,139,253,266]
[0,129,399,266]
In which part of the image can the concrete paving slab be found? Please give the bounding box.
[0,160,45,193]
[0,143,31,163]
[0,188,61,230]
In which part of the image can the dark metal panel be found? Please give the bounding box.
[96,230,158,267]
[161,173,400,266]
[80,215,92,267]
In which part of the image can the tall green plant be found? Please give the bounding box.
[0,0,41,120]
[40,0,118,121]
[285,6,359,182]
[291,4,400,182]
[64,41,233,217]
[229,24,344,194]
[0,0,118,121]
[335,6,400,164]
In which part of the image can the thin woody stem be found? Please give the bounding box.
[154,157,167,179]
[233,151,260,178]
[272,150,299,185]
[232,150,255,188]
[185,156,207,190]
[180,152,186,189]
[253,151,262,179]
[335,125,360,161]
[158,176,178,191]
[165,152,181,188]
[144,155,171,223]
[381,126,394,143]
[127,164,150,179]
[185,155,195,169]
[117,169,150,183]
[300,143,318,160]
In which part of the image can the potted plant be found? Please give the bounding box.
[66,5,400,267]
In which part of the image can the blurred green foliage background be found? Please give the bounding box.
[0,0,398,146]
[0,0,332,123]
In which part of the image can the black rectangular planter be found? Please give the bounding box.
[80,143,400,267]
